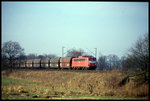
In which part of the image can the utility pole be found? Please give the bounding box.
[94,48,97,69]
[62,46,65,58]
[62,46,65,69]
[94,48,97,59]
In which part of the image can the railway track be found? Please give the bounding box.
[13,66,148,75]
[11,67,105,73]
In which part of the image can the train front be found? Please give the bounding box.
[88,57,97,70]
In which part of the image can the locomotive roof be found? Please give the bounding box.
[78,56,95,58]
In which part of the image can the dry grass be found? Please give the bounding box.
[1,69,149,98]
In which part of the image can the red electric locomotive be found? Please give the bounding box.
[72,56,97,70]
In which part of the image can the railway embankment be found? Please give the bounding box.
[2,69,149,100]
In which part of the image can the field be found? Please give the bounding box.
[1,69,149,100]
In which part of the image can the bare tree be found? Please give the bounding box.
[66,48,85,57]
[97,54,121,71]
[26,53,57,59]
[111,54,120,70]
[128,33,149,71]
[26,53,37,59]
[107,54,114,70]
[38,54,57,59]
[2,41,24,69]
[120,56,128,71]
[106,54,120,70]
[97,55,107,70]
[44,54,57,59]
[18,53,27,60]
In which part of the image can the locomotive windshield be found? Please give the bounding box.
[89,58,96,61]
[89,58,96,63]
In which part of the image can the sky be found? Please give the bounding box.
[2,2,149,58]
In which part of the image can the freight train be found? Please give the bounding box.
[13,56,97,70]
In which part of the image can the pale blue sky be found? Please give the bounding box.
[2,2,149,58]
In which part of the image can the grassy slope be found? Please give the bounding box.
[1,69,149,100]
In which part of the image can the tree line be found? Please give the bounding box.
[98,33,149,72]
[1,33,149,72]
